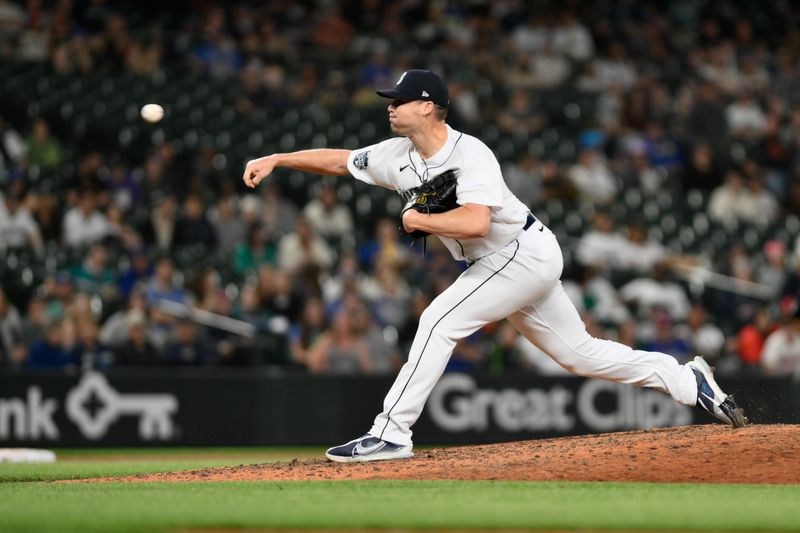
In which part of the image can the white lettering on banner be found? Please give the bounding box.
[577,380,691,431]
[427,374,575,432]
[427,374,691,433]
[0,387,59,440]
[66,372,178,440]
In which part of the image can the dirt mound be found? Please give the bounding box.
[110,424,800,484]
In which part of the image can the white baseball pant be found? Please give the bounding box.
[369,222,699,445]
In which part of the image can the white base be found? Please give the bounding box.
[0,449,57,463]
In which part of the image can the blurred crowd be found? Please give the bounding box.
[1,0,800,377]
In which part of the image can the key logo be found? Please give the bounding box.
[66,372,178,440]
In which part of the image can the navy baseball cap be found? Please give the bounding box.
[376,69,449,107]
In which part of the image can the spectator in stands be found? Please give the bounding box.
[208,195,245,254]
[174,194,217,250]
[357,217,413,272]
[642,309,692,363]
[620,261,691,321]
[539,159,578,203]
[287,296,326,370]
[0,288,24,367]
[313,5,353,52]
[143,194,178,252]
[550,9,594,61]
[113,309,161,366]
[685,81,727,148]
[739,172,779,226]
[69,151,104,194]
[187,267,223,312]
[677,302,725,363]
[74,319,113,370]
[62,189,110,248]
[25,118,62,169]
[576,264,630,325]
[26,313,77,369]
[726,90,767,140]
[619,148,663,196]
[708,170,748,225]
[617,221,667,274]
[757,240,789,297]
[307,307,371,374]
[575,209,628,272]
[117,248,151,300]
[593,43,638,91]
[107,159,141,212]
[303,182,354,244]
[681,143,724,193]
[261,268,303,324]
[321,251,363,306]
[760,299,800,376]
[510,12,548,54]
[69,242,117,301]
[163,318,213,366]
[0,188,43,253]
[359,258,411,330]
[485,321,526,373]
[191,9,241,81]
[259,181,298,240]
[567,148,618,204]
[277,216,334,275]
[100,289,148,349]
[144,258,189,306]
[497,88,547,137]
[528,43,571,89]
[736,306,775,369]
[696,43,742,95]
[104,203,140,251]
[351,297,402,374]
[233,222,276,277]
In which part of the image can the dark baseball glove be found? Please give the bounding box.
[400,168,460,239]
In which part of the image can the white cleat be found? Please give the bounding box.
[325,434,414,463]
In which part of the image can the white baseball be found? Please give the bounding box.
[140,103,164,123]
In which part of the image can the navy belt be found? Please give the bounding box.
[523,213,536,231]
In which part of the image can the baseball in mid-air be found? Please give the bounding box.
[140,103,164,123]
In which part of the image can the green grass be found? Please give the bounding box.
[1,449,798,532]
[2,480,799,532]
[0,447,322,482]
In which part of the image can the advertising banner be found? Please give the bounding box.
[0,371,795,446]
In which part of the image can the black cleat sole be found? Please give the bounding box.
[721,395,748,428]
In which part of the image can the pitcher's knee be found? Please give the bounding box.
[546,341,605,376]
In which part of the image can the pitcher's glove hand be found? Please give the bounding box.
[400,169,459,239]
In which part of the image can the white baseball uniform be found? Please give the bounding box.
[347,124,699,446]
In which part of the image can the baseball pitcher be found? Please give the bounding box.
[242,69,747,463]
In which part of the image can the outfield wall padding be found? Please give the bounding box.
[0,370,795,446]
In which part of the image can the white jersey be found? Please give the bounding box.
[347,124,530,262]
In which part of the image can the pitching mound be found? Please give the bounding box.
[112,424,800,484]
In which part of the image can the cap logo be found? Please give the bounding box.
[422,90,430,97]
[396,72,407,85]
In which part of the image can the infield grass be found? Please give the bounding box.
[0,447,320,482]
[1,449,799,532]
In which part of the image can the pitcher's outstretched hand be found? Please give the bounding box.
[242,155,277,189]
